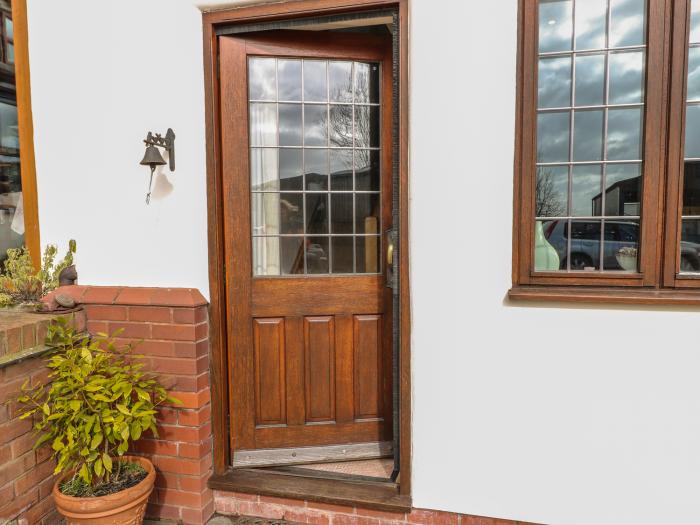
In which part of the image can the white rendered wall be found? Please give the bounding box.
[26,1,700,525]
[27,0,209,292]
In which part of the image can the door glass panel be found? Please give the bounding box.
[303,60,328,102]
[329,61,353,102]
[249,57,382,276]
[278,59,302,101]
[534,0,646,273]
[279,149,303,191]
[575,54,605,106]
[249,58,276,101]
[279,104,303,146]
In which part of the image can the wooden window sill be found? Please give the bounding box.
[208,468,411,512]
[508,285,700,306]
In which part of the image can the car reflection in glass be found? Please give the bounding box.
[542,219,700,271]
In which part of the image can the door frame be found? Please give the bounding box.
[202,0,411,498]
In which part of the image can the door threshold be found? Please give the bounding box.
[208,467,411,513]
[233,441,393,468]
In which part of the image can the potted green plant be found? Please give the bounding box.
[0,240,76,309]
[15,318,178,524]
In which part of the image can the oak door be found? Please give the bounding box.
[220,31,393,466]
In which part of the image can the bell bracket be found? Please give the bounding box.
[143,128,175,171]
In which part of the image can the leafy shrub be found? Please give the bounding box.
[16,317,178,488]
[0,239,76,306]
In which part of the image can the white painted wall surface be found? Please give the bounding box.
[27,0,209,292]
[26,1,700,525]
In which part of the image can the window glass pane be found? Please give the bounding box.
[329,104,353,148]
[356,236,380,273]
[537,112,570,163]
[280,193,304,235]
[574,54,605,106]
[305,149,329,191]
[303,60,327,102]
[331,193,354,234]
[249,58,276,101]
[4,16,12,41]
[250,103,277,147]
[250,148,278,192]
[538,0,573,53]
[278,59,302,101]
[252,193,280,235]
[355,62,380,104]
[607,108,643,160]
[604,220,639,271]
[572,165,603,217]
[609,51,645,104]
[281,237,304,274]
[609,0,646,48]
[573,110,604,161]
[331,237,354,273]
[538,57,571,109]
[680,219,700,272]
[356,194,380,234]
[684,161,700,216]
[569,220,602,270]
[355,150,380,192]
[688,47,700,102]
[691,0,700,44]
[354,106,380,148]
[279,104,302,147]
[306,193,329,234]
[253,237,280,276]
[536,165,568,217]
[304,105,328,147]
[575,0,607,50]
[330,61,353,103]
[307,237,329,274]
[6,43,13,64]
[330,150,353,191]
[605,163,642,216]
[279,149,303,191]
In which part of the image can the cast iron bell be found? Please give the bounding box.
[140,145,167,168]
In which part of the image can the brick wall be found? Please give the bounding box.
[46,285,215,525]
[213,492,537,525]
[0,310,86,525]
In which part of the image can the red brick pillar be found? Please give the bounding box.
[50,285,214,525]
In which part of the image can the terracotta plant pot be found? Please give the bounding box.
[52,455,155,525]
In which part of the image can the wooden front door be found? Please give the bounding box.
[219,31,393,466]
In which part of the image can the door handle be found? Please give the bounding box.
[387,242,394,266]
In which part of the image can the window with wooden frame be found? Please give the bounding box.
[511,0,700,304]
[0,0,40,268]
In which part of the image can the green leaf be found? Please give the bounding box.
[116,404,131,416]
[90,433,103,450]
[69,400,81,412]
[130,421,142,441]
[42,403,50,416]
[94,458,103,477]
[102,453,112,473]
[79,463,90,483]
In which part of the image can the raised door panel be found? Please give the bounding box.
[253,318,286,426]
[353,314,382,420]
[304,316,336,423]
